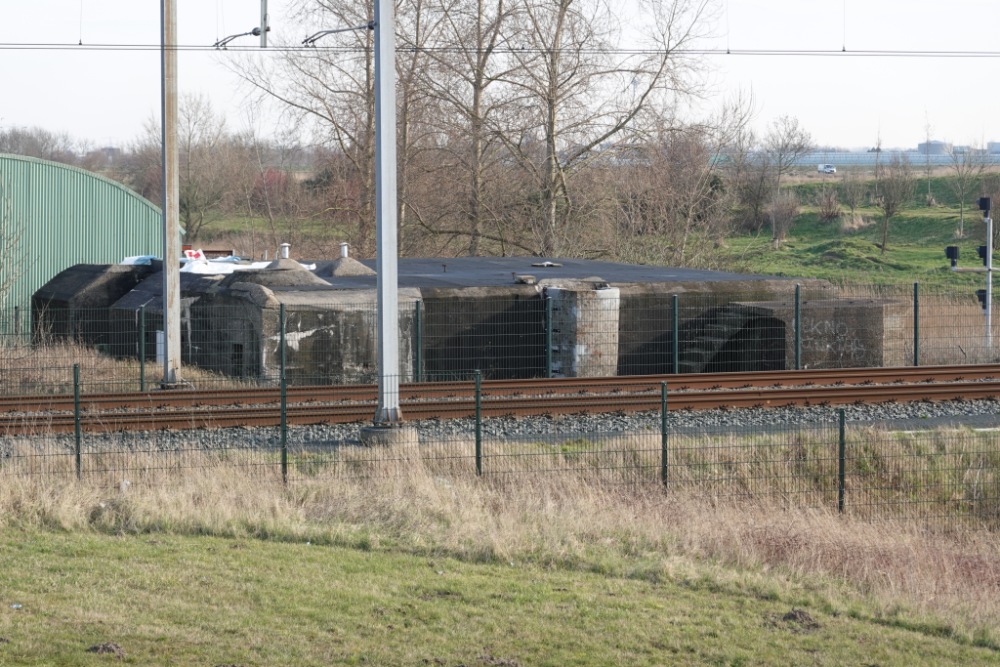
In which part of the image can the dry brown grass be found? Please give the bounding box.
[0,339,258,394]
[2,432,999,642]
[838,213,875,234]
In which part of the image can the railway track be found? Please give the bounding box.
[2,364,999,435]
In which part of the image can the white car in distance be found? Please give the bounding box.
[818,164,836,174]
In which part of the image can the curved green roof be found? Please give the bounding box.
[0,154,162,317]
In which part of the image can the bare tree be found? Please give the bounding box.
[947,143,987,238]
[874,154,914,254]
[122,95,244,242]
[236,0,379,255]
[497,0,713,256]
[177,95,238,240]
[815,186,840,223]
[729,114,811,234]
[768,190,799,246]
[839,169,866,220]
[411,0,520,255]
[614,100,749,265]
[0,126,83,164]
[923,117,934,205]
[727,126,771,231]
[763,115,811,189]
[231,0,716,258]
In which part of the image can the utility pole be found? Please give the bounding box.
[160,0,181,386]
[260,0,268,47]
[372,0,402,426]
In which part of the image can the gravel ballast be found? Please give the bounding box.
[30,397,1000,453]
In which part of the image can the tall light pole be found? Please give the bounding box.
[372,0,402,426]
[160,0,181,386]
[301,15,403,436]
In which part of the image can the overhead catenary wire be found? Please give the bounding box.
[3,41,1000,59]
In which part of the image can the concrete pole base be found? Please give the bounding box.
[359,424,419,447]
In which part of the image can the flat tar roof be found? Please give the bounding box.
[314,256,787,290]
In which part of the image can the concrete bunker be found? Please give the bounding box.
[31,255,909,382]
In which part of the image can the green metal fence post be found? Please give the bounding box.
[74,364,82,480]
[838,408,846,513]
[280,304,288,484]
[475,370,483,476]
[13,305,19,339]
[661,381,668,488]
[671,295,679,374]
[913,282,919,367]
[414,301,422,383]
[794,284,801,370]
[139,305,146,392]
[545,297,553,378]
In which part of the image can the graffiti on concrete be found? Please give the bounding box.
[800,316,868,363]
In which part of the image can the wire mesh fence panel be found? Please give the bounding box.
[666,422,842,510]
[843,426,1000,527]
[0,432,77,479]
[278,373,474,481]
[910,285,999,366]
[77,419,286,488]
[420,296,547,381]
[474,378,664,484]
[479,429,661,485]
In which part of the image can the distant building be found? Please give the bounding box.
[917,141,952,155]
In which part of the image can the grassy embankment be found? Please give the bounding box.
[718,173,995,289]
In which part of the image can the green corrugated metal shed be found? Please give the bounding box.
[0,153,162,317]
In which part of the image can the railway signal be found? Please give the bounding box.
[944,197,993,348]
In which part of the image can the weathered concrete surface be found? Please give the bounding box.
[32,263,157,352]
[197,287,421,385]
[737,298,909,369]
[547,285,620,377]
[615,281,833,374]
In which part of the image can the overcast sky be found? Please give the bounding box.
[1,0,998,150]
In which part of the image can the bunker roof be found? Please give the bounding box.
[312,256,791,290]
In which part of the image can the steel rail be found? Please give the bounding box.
[2,376,1000,435]
[2,364,998,414]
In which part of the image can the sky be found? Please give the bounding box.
[1,0,999,150]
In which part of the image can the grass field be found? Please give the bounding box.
[716,174,998,289]
[1,529,997,666]
[1,455,999,665]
